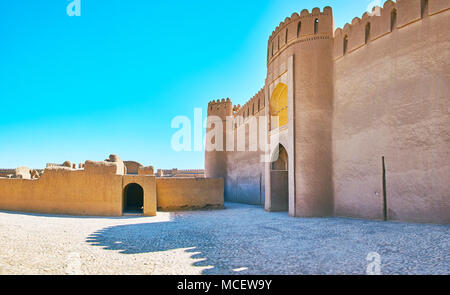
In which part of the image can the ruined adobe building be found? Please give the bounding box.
[205,0,450,223]
[0,154,223,216]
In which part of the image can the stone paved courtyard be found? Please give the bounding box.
[0,203,448,275]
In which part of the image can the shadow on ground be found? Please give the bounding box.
[85,203,450,275]
[85,219,265,274]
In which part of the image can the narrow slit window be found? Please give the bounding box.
[391,9,397,31]
[297,22,302,37]
[343,35,348,55]
[421,0,428,18]
[314,19,319,34]
[285,29,288,43]
[365,23,371,44]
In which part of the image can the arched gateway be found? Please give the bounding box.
[123,183,144,213]
[269,144,289,212]
[267,82,291,213]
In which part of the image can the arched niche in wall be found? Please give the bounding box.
[269,83,288,130]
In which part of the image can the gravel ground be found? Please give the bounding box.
[0,202,448,275]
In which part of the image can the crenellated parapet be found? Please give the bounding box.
[265,1,450,63]
[233,88,265,120]
[207,98,233,119]
[333,0,450,60]
[177,169,205,173]
[267,6,334,64]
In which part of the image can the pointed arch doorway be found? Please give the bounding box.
[269,144,289,212]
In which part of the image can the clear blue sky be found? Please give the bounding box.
[0,0,376,169]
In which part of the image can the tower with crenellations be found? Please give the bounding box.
[205,0,450,223]
[205,98,232,180]
[266,6,335,217]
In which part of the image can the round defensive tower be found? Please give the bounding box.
[205,98,232,179]
[266,7,334,217]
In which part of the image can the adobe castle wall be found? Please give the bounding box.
[332,0,450,223]
[206,91,267,205]
[206,0,450,223]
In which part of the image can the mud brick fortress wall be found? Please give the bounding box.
[205,0,450,223]
[0,156,223,216]
[0,161,139,216]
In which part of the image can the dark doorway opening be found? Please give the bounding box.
[270,144,289,212]
[123,183,144,214]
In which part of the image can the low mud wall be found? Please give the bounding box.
[0,168,123,216]
[156,178,224,211]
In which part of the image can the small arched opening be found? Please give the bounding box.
[270,144,289,212]
[123,183,144,214]
[272,144,288,171]
[314,19,319,34]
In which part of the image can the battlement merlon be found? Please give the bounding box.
[334,0,449,38]
[233,87,265,119]
[206,85,265,121]
[266,0,450,63]
[267,6,334,63]
[207,0,450,120]
[333,0,450,60]
[207,98,233,118]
